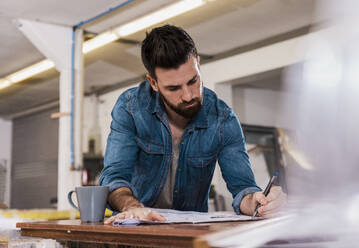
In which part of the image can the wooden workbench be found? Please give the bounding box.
[16,219,254,247]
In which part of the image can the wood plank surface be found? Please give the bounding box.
[17,219,253,247]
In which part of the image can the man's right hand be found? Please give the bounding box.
[105,207,166,224]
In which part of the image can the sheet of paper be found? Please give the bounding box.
[113,208,262,226]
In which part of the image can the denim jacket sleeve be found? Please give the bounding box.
[99,96,140,200]
[217,109,261,215]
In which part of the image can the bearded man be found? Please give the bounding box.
[100,25,286,224]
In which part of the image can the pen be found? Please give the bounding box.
[252,172,277,217]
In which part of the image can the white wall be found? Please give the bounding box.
[0,118,12,206]
[83,95,103,155]
[233,86,290,129]
[82,84,137,156]
[233,85,288,190]
[97,85,138,155]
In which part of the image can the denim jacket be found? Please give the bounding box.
[99,81,261,214]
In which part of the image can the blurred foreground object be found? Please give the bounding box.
[198,0,359,246]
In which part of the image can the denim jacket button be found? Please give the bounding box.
[174,190,178,193]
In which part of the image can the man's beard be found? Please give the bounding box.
[159,90,202,119]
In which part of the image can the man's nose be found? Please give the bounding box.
[182,86,193,102]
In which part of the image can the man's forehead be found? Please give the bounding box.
[155,56,199,86]
[157,72,198,87]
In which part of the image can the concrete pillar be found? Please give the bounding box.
[17,19,83,210]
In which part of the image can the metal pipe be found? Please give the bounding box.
[74,0,135,29]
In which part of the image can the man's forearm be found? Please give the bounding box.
[108,187,144,212]
[239,193,257,215]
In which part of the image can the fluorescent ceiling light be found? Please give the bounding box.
[83,0,204,53]
[83,31,119,53]
[0,59,55,90]
[7,60,55,83]
[115,0,204,37]
[0,0,205,90]
[0,79,11,90]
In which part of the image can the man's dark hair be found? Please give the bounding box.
[141,24,198,80]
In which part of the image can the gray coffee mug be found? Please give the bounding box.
[68,186,109,222]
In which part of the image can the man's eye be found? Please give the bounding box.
[168,87,180,91]
[188,77,198,86]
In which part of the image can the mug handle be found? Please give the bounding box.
[67,190,79,210]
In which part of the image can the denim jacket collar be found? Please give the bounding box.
[147,84,208,129]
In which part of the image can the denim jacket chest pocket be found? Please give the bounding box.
[183,153,217,209]
[184,129,219,188]
[135,137,165,176]
[186,153,217,168]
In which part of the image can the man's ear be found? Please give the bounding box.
[197,55,201,69]
[146,74,159,92]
